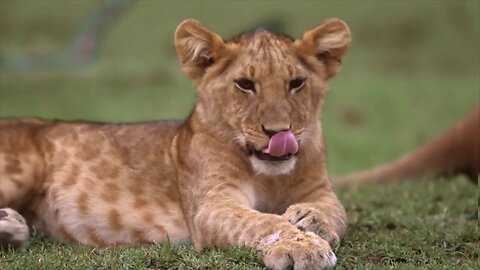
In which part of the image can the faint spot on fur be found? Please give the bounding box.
[132,229,146,242]
[133,197,148,209]
[5,160,22,174]
[154,224,166,234]
[55,150,69,164]
[58,226,77,243]
[90,160,120,180]
[86,226,105,246]
[77,140,103,161]
[130,183,145,196]
[77,192,89,216]
[108,208,122,231]
[63,164,80,187]
[142,211,154,223]
[172,218,185,228]
[101,182,120,203]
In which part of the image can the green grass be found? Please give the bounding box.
[0,0,478,269]
[1,179,477,270]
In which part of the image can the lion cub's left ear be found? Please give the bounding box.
[175,19,227,81]
[296,18,351,78]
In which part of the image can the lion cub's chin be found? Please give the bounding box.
[249,156,297,176]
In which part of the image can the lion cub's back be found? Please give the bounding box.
[30,120,189,246]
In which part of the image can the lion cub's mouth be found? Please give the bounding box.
[246,144,296,161]
[247,130,298,161]
[246,130,300,161]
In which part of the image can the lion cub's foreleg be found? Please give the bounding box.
[189,183,338,270]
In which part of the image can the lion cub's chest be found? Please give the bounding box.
[244,181,291,214]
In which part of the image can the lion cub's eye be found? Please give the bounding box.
[289,78,306,92]
[234,78,256,93]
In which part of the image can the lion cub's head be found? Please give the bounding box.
[175,18,351,176]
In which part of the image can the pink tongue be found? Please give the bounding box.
[263,131,299,157]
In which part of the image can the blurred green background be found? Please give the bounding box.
[0,0,478,175]
[1,1,478,269]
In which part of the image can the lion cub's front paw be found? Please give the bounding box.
[260,231,336,270]
[283,205,339,246]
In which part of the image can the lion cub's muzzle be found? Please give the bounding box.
[247,130,299,161]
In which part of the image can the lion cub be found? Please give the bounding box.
[0,18,351,269]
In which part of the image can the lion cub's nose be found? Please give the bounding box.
[261,124,291,137]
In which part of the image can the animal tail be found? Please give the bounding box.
[333,105,479,188]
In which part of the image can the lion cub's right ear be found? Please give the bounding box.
[175,19,226,81]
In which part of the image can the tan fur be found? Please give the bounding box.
[0,18,350,269]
